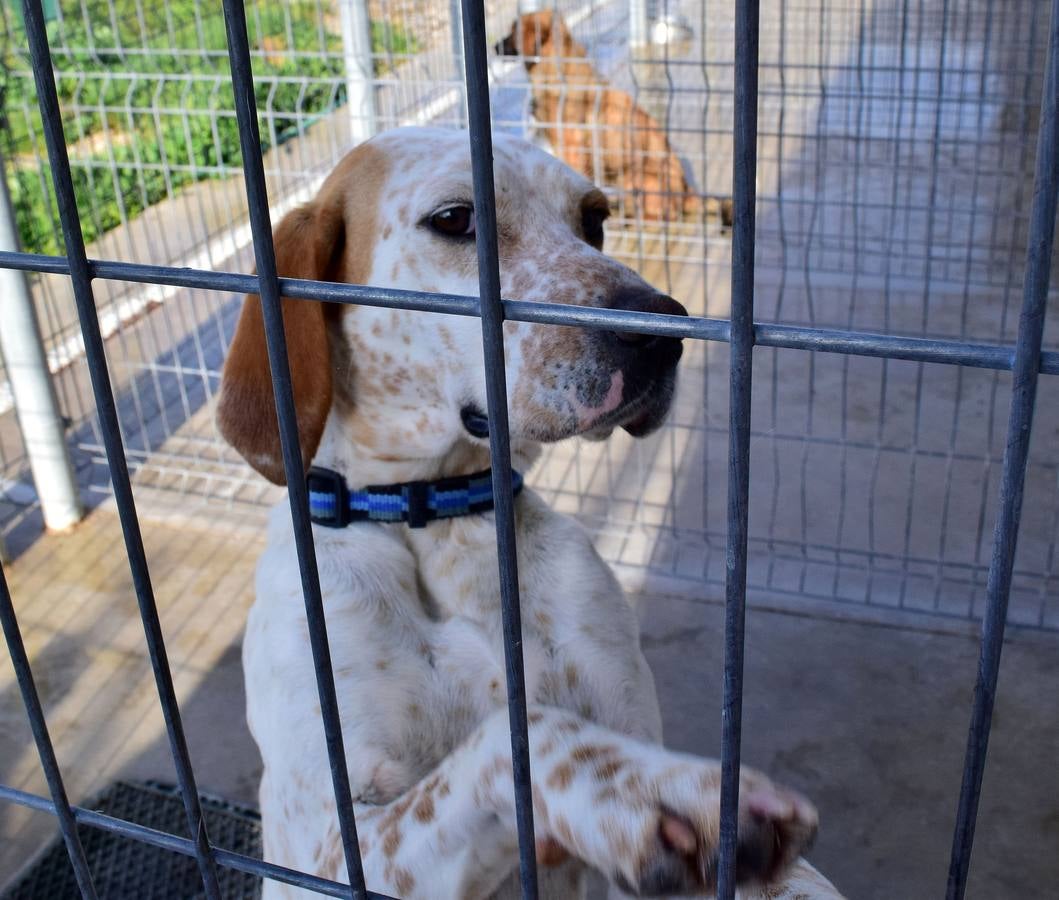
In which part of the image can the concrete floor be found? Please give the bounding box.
[2,501,1057,899]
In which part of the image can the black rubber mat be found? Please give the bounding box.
[2,781,262,899]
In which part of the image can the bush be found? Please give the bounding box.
[1,0,418,255]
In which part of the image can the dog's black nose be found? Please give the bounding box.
[602,289,687,360]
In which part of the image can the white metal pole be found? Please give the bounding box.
[339,0,377,145]
[0,153,83,532]
[629,0,652,47]
[450,0,467,124]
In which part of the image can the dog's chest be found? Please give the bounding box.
[407,514,642,731]
[247,498,654,808]
[414,543,578,717]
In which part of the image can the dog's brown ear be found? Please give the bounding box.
[216,199,345,485]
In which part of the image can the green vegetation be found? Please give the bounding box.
[0,0,418,255]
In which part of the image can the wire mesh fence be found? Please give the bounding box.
[0,0,1056,627]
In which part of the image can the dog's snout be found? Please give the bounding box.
[603,289,688,359]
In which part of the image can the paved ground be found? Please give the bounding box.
[0,499,263,888]
[1,501,1057,898]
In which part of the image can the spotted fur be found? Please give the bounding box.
[219,128,843,899]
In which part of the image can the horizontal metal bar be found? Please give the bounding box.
[1,251,1055,375]
[752,323,1027,371]
[0,784,396,900]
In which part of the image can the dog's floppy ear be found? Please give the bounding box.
[216,198,346,485]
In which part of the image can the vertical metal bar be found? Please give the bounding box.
[945,0,1059,894]
[0,562,98,899]
[338,0,376,145]
[19,4,222,897]
[718,0,760,894]
[459,1,538,897]
[219,1,367,896]
[0,147,83,531]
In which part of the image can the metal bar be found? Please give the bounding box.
[629,0,655,48]
[945,0,1059,894]
[218,1,367,896]
[718,0,760,892]
[449,0,467,124]
[338,0,376,143]
[19,3,223,896]
[0,567,98,899]
[0,785,397,900]
[2,252,1056,375]
[0,148,83,531]
[459,0,538,896]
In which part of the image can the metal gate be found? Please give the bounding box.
[0,0,1057,897]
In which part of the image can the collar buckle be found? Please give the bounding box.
[307,466,349,528]
[403,480,430,529]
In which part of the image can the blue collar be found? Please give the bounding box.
[306,465,524,529]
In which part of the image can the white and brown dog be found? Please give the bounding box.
[217,127,843,899]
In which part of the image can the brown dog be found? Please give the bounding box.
[497,10,731,226]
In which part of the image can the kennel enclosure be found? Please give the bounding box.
[0,0,1057,897]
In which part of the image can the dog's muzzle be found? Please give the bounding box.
[599,287,687,370]
[584,288,687,438]
[494,35,518,56]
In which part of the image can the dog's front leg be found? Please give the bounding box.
[352,706,570,900]
[351,706,821,899]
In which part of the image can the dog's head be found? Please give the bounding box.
[495,11,577,62]
[217,128,685,485]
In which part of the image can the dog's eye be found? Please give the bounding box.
[582,208,607,249]
[429,205,476,238]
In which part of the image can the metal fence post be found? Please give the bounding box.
[718,0,760,892]
[0,149,82,533]
[338,0,376,145]
[449,0,467,125]
[629,0,655,47]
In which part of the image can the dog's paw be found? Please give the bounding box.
[539,746,817,898]
[348,755,413,805]
[734,786,819,884]
[609,779,817,897]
